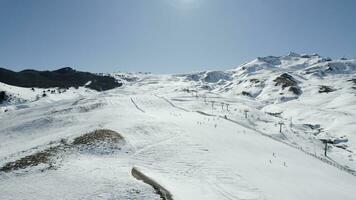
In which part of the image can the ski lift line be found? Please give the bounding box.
[220,115,356,176]
[157,95,356,177]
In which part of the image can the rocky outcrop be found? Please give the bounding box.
[273,73,298,89]
[0,91,7,103]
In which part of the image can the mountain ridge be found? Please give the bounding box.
[0,67,122,91]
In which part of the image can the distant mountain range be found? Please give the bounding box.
[0,67,122,91]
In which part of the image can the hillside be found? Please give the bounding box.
[1,53,356,200]
[0,67,122,91]
[173,53,356,169]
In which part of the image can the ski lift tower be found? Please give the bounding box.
[278,121,285,133]
[243,110,249,119]
[319,138,333,157]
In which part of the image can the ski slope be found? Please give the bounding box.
[1,53,356,199]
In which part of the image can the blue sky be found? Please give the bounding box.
[0,0,355,73]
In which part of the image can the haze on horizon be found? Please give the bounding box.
[0,0,355,74]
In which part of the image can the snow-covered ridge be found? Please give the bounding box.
[179,53,356,101]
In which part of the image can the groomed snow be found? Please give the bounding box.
[1,53,356,199]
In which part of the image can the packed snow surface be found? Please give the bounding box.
[1,53,356,199]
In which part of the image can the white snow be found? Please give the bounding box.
[1,53,356,199]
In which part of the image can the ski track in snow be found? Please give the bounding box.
[159,96,356,176]
[1,55,356,199]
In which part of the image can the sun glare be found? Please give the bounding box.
[167,0,202,10]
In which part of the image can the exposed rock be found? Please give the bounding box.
[273,73,298,89]
[72,129,124,146]
[265,112,283,117]
[0,129,125,173]
[241,91,252,97]
[289,86,302,95]
[348,79,356,84]
[319,85,335,93]
[0,146,60,172]
[249,78,260,83]
[303,124,321,130]
[203,71,231,83]
[0,91,7,103]
[300,54,311,58]
[185,73,201,82]
[200,85,212,90]
[257,56,281,65]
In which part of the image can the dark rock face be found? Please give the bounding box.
[0,91,6,103]
[273,73,302,95]
[319,85,335,93]
[273,73,297,89]
[0,67,122,91]
[241,91,252,97]
[348,79,356,84]
[249,78,260,84]
[289,86,302,95]
[0,91,10,104]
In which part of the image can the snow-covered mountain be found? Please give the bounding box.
[1,53,356,200]
[174,53,356,159]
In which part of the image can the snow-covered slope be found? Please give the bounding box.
[0,82,97,113]
[177,53,356,167]
[1,53,356,200]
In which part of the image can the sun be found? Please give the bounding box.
[167,0,202,10]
